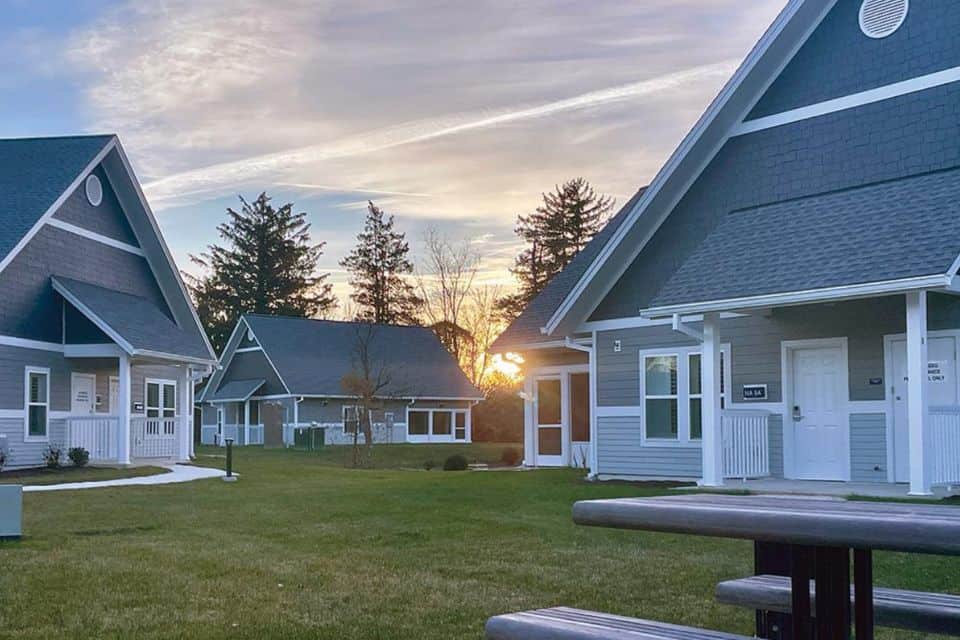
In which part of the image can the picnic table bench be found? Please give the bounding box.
[486,494,960,640]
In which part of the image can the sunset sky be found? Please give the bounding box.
[3,0,786,306]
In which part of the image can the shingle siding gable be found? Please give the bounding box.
[52,165,140,247]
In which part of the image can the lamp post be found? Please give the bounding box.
[222,438,238,482]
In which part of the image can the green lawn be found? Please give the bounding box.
[0,445,957,639]
[0,465,169,486]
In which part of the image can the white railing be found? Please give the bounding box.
[131,417,178,458]
[247,425,264,445]
[220,425,240,445]
[930,406,960,486]
[722,410,770,480]
[66,416,119,461]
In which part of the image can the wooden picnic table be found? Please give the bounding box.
[573,494,960,640]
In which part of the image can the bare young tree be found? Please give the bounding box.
[461,283,506,389]
[340,324,395,467]
[417,228,479,364]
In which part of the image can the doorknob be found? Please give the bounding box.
[792,405,803,422]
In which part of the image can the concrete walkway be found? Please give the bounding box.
[23,464,227,493]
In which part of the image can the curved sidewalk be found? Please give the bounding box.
[23,464,228,492]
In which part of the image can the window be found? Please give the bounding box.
[454,412,467,440]
[343,405,360,434]
[249,400,261,425]
[537,378,561,425]
[644,355,678,439]
[146,380,176,435]
[433,411,452,436]
[408,410,429,436]
[642,347,728,444]
[688,352,726,440]
[25,367,49,440]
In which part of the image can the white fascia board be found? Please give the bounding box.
[640,274,951,318]
[64,343,124,358]
[0,334,64,353]
[45,218,144,256]
[578,312,746,333]
[0,138,117,276]
[197,317,250,403]
[541,0,835,337]
[132,349,218,366]
[110,141,218,362]
[241,319,293,394]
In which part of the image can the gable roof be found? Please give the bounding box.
[0,134,217,365]
[523,0,840,339]
[207,379,266,403]
[0,135,116,268]
[222,315,482,400]
[491,188,646,350]
[53,276,214,363]
[645,168,960,314]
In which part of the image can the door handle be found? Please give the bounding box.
[792,405,803,422]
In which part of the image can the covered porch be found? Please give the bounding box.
[54,276,215,465]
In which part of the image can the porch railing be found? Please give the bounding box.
[930,406,960,486]
[722,410,770,480]
[66,416,119,461]
[247,425,264,445]
[130,417,178,458]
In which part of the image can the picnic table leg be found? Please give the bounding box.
[853,549,874,640]
[790,545,813,640]
[814,547,851,640]
[755,541,794,639]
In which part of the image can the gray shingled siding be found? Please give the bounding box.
[592,81,960,320]
[749,1,960,119]
[220,350,286,396]
[52,165,139,246]
[850,413,888,482]
[597,416,701,478]
[0,345,72,410]
[0,225,167,343]
[0,418,67,469]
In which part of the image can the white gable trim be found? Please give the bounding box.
[45,218,145,256]
[641,274,950,318]
[0,137,117,276]
[0,334,64,352]
[110,141,217,362]
[540,0,838,337]
[241,319,293,395]
[733,65,960,136]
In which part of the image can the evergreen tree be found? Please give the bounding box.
[498,178,614,318]
[341,201,423,324]
[188,192,335,352]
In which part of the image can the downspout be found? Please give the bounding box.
[565,336,597,480]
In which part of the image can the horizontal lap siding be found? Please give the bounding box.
[850,413,887,482]
[597,416,701,478]
[769,415,784,479]
[0,418,66,469]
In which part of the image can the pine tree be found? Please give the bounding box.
[188,192,335,352]
[341,201,423,324]
[498,178,614,318]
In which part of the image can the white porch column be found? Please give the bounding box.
[244,400,251,446]
[906,290,932,495]
[178,366,191,462]
[188,370,197,458]
[588,332,599,478]
[700,313,724,487]
[522,377,535,466]
[117,354,132,465]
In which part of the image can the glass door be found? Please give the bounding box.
[535,377,565,466]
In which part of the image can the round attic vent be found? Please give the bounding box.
[859,0,909,39]
[85,174,103,206]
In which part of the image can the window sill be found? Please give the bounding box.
[641,439,702,449]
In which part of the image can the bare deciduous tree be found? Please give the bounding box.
[461,283,506,389]
[417,228,478,364]
[340,324,396,467]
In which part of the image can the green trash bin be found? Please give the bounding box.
[294,426,326,450]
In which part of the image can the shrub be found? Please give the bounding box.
[0,449,6,472]
[43,446,63,469]
[68,447,90,468]
[423,459,435,471]
[443,454,468,471]
[501,447,521,466]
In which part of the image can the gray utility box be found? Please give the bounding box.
[0,485,23,539]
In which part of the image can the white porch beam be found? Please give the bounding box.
[906,290,932,495]
[700,313,724,487]
[244,399,251,447]
[117,354,131,465]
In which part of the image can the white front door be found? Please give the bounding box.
[791,346,847,480]
[535,377,566,466]
[71,373,97,414]
[890,336,958,483]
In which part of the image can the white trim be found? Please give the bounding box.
[578,312,749,334]
[144,377,177,419]
[780,337,851,481]
[111,141,218,362]
[0,334,64,353]
[0,409,24,419]
[45,218,145,256]
[641,274,950,318]
[588,330,598,477]
[234,346,262,353]
[540,0,837,337]
[130,349,216,366]
[24,366,51,442]
[0,138,117,276]
[241,319,293,395]
[733,64,960,136]
[52,277,135,354]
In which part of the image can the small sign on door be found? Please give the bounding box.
[742,384,768,400]
[928,361,948,383]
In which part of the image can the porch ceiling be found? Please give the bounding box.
[646,168,960,313]
[53,276,214,364]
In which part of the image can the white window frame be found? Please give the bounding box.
[454,410,468,441]
[24,366,51,442]
[145,378,177,436]
[405,407,467,442]
[406,408,432,439]
[639,345,729,447]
